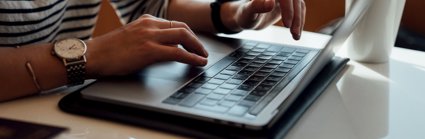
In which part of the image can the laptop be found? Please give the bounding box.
[81,0,371,130]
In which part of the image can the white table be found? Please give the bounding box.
[1,26,425,139]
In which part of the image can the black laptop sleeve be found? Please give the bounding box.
[58,57,349,139]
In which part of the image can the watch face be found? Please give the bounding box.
[54,38,87,59]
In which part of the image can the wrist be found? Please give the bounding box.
[221,1,243,33]
[211,1,242,34]
[85,39,101,79]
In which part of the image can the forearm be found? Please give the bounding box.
[167,0,240,33]
[0,44,67,101]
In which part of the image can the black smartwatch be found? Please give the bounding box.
[210,0,241,34]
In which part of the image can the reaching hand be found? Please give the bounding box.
[86,14,208,77]
[224,0,306,40]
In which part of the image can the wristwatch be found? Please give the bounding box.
[53,38,87,86]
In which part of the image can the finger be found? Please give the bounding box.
[160,46,208,66]
[154,28,208,57]
[246,0,275,14]
[290,0,303,40]
[280,0,294,28]
[239,0,274,29]
[300,1,306,39]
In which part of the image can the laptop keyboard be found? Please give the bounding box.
[163,41,316,117]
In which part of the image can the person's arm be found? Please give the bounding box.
[0,15,207,102]
[0,44,67,101]
[167,0,306,40]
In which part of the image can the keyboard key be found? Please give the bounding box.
[206,93,225,100]
[279,64,295,69]
[242,55,256,60]
[200,98,219,106]
[247,52,261,56]
[228,105,249,116]
[226,66,241,71]
[194,88,212,95]
[266,45,282,52]
[265,76,282,82]
[180,94,206,107]
[271,71,286,77]
[224,95,243,101]
[202,83,219,90]
[264,64,279,69]
[220,70,236,75]
[277,52,291,57]
[163,98,181,105]
[248,76,264,82]
[243,42,257,48]
[242,80,260,86]
[231,89,249,96]
[262,80,278,86]
[251,48,266,52]
[238,84,254,91]
[194,77,211,83]
[187,82,203,88]
[296,49,310,54]
[170,92,189,99]
[262,52,277,56]
[253,59,268,63]
[273,56,288,60]
[180,87,196,94]
[293,52,306,57]
[238,69,254,75]
[251,90,268,97]
[215,74,232,80]
[229,51,244,58]
[254,71,269,77]
[244,95,261,102]
[213,88,231,95]
[255,44,270,49]
[219,100,237,107]
[232,74,249,80]
[259,68,274,73]
[208,78,225,85]
[195,104,229,113]
[227,79,243,84]
[239,100,257,107]
[289,56,303,61]
[285,60,299,65]
[268,60,284,65]
[220,83,238,89]
[204,56,236,77]
[244,67,258,72]
[248,63,262,68]
[258,55,273,60]
[281,47,296,53]
[275,67,291,73]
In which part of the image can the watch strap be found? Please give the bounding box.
[65,59,86,86]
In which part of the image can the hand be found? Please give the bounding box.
[223,0,306,40]
[86,14,208,77]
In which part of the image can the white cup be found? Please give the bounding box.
[345,0,406,63]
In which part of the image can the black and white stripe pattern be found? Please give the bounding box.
[0,0,168,47]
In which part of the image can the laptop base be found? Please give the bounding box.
[58,57,349,139]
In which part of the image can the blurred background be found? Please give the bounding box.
[93,0,425,52]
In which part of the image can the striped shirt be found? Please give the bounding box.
[0,0,169,47]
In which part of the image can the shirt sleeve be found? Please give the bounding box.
[109,0,169,24]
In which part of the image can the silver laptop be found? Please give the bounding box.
[81,0,371,130]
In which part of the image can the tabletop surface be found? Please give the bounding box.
[1,26,425,139]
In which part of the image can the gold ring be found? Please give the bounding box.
[169,20,173,28]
